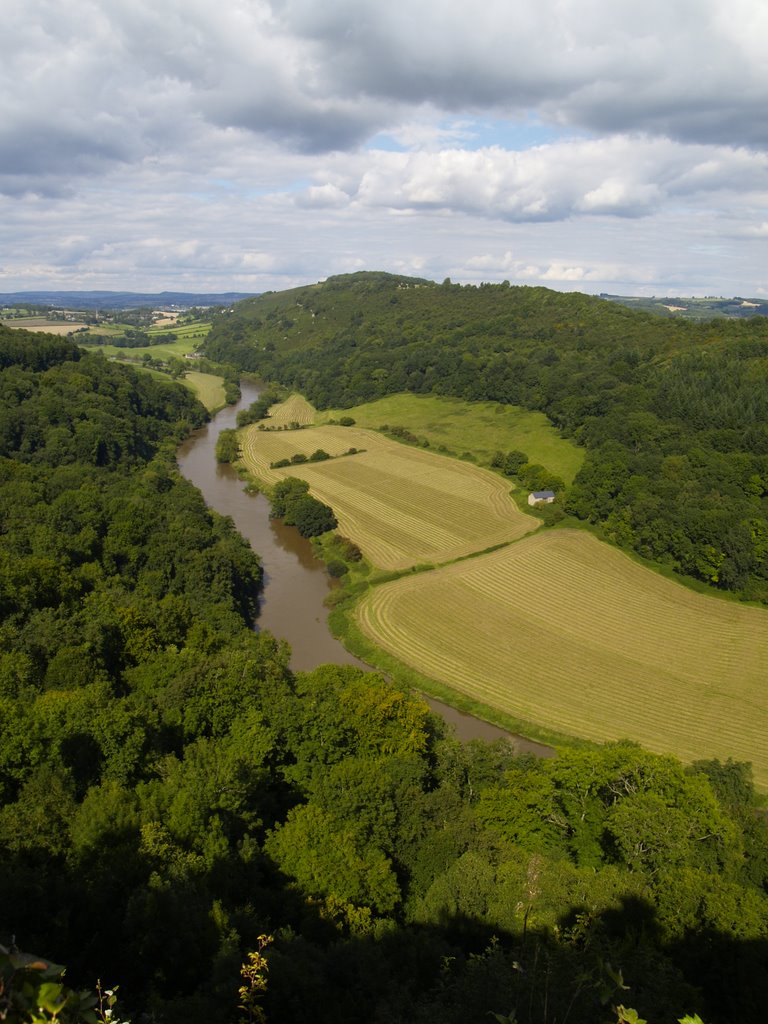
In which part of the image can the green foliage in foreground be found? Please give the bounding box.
[2,328,767,1024]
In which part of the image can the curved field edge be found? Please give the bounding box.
[262,392,316,426]
[351,529,768,787]
[182,371,226,411]
[326,583,584,753]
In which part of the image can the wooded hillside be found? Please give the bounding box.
[205,273,768,600]
[2,325,768,1024]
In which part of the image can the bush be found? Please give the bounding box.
[327,559,348,578]
[271,477,309,518]
[334,535,363,562]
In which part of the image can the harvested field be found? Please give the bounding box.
[355,529,768,785]
[263,393,315,426]
[1,317,88,335]
[239,423,536,570]
[320,392,584,484]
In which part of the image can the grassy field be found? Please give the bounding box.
[319,393,584,484]
[94,337,201,360]
[181,371,226,411]
[354,528,768,785]
[148,321,211,343]
[239,422,537,570]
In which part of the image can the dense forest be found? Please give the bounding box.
[2,323,768,1023]
[204,272,768,601]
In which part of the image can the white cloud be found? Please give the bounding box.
[2,0,768,295]
[294,137,768,223]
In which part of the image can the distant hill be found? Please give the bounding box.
[203,270,666,365]
[0,289,258,310]
[602,293,768,319]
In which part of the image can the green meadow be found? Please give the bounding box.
[181,370,226,411]
[319,392,584,483]
[95,329,209,362]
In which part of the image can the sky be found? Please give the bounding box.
[3,0,768,297]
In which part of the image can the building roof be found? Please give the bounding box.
[531,490,556,499]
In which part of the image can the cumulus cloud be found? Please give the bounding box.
[2,0,768,294]
[294,137,768,222]
[5,0,768,185]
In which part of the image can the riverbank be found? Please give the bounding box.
[177,380,555,754]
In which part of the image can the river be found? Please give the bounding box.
[176,380,554,756]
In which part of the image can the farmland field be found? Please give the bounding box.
[93,329,209,361]
[182,371,226,411]
[263,393,316,426]
[1,317,89,335]
[239,423,537,570]
[319,393,584,484]
[355,529,768,785]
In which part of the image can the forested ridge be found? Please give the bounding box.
[205,272,768,600]
[2,325,768,1024]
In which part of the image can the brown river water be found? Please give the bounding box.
[176,380,554,757]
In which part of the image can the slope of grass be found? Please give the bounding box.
[319,392,584,484]
[263,393,316,426]
[181,370,226,411]
[355,529,768,785]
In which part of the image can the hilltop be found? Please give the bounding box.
[204,270,678,364]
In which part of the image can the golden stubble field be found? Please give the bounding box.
[239,421,537,570]
[355,529,768,785]
[264,393,316,426]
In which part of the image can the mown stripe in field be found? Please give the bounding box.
[263,393,315,425]
[355,529,768,785]
[239,422,535,570]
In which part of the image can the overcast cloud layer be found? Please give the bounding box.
[2,0,768,295]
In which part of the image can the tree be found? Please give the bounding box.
[284,495,337,537]
[216,429,240,463]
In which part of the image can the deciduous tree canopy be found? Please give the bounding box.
[2,324,767,1024]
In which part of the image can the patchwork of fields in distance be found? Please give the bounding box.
[355,529,768,786]
[0,317,89,335]
[239,420,537,570]
[320,392,584,484]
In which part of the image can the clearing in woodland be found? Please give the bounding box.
[355,529,768,786]
[238,421,537,570]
